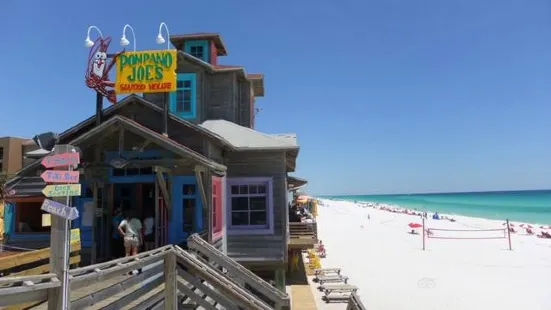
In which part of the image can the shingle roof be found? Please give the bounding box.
[200,120,298,150]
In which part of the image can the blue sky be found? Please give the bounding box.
[1,0,550,195]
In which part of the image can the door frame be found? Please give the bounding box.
[170,176,202,244]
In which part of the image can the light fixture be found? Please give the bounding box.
[156,22,170,49]
[84,25,104,48]
[120,24,136,51]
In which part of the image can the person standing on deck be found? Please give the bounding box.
[143,209,155,251]
[118,210,143,257]
[111,207,124,258]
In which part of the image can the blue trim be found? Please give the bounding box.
[105,150,164,183]
[9,199,81,241]
[184,40,210,63]
[169,73,197,120]
[170,176,202,244]
[76,198,93,247]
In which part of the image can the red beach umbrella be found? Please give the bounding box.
[409,223,423,228]
[526,224,533,229]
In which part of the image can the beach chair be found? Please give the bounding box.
[314,267,341,276]
[319,284,359,295]
[318,274,349,285]
[322,292,353,303]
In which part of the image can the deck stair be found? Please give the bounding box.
[187,234,291,310]
[0,245,274,310]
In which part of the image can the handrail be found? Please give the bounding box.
[0,273,60,307]
[346,292,368,310]
[173,246,273,310]
[0,241,81,275]
[289,222,317,236]
[187,233,290,309]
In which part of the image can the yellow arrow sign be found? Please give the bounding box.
[42,184,81,197]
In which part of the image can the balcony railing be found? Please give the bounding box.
[288,222,318,248]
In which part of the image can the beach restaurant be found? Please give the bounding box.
[2,31,304,289]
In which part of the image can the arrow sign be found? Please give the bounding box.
[42,184,81,197]
[41,170,80,183]
[41,199,79,220]
[41,152,80,168]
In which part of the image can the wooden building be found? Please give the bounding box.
[2,33,306,292]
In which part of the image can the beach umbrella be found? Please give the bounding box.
[526,224,533,229]
[409,223,423,228]
[503,223,515,227]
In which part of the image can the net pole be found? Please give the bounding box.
[422,217,426,251]
[506,219,512,250]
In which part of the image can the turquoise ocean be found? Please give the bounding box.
[322,190,551,225]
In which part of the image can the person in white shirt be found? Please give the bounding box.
[118,210,143,257]
[143,209,155,251]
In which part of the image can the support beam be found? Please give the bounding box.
[274,268,286,293]
[194,165,208,213]
[154,166,171,217]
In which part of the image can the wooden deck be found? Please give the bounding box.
[291,285,317,310]
[287,252,317,309]
[288,223,318,249]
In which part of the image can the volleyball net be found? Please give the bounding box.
[422,219,513,250]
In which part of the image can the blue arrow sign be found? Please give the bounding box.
[41,199,79,221]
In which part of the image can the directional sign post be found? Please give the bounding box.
[41,199,79,221]
[41,145,81,310]
[41,170,80,184]
[42,184,82,197]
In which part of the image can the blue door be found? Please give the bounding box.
[77,198,94,247]
[170,176,202,244]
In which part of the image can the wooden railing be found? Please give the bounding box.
[187,233,291,310]
[0,241,81,277]
[347,292,368,310]
[289,222,317,238]
[0,245,274,310]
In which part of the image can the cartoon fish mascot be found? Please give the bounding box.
[85,37,121,104]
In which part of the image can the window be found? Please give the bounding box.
[190,46,204,60]
[16,201,51,233]
[110,154,162,177]
[169,73,197,119]
[182,184,196,233]
[184,40,209,63]
[227,177,273,234]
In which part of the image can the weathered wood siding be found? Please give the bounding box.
[225,151,287,262]
[238,81,252,128]
[143,54,255,128]
[143,55,206,124]
[115,103,204,153]
[205,72,238,122]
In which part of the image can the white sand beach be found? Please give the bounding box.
[313,199,551,310]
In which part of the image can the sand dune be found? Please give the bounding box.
[315,199,551,310]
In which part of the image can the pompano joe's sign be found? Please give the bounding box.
[115,50,177,94]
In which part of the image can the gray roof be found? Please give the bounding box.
[200,120,298,150]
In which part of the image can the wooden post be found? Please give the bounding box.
[47,145,74,310]
[506,219,512,250]
[164,252,177,309]
[422,217,426,251]
[274,267,286,293]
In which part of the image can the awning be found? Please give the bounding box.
[287,175,308,191]
[5,177,46,198]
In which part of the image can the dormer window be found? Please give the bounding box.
[169,73,197,119]
[184,40,209,63]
